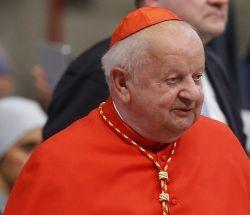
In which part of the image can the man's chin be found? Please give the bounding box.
[173,119,196,133]
[206,24,226,38]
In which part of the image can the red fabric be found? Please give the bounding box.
[110,7,181,47]
[102,98,170,151]
[4,99,250,215]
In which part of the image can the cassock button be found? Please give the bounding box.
[171,198,178,205]
[160,154,168,162]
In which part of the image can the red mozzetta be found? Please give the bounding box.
[4,98,250,214]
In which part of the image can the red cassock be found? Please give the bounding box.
[4,98,250,215]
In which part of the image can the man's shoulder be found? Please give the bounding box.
[186,116,246,153]
[39,109,101,156]
[184,115,239,144]
[196,115,231,129]
[192,115,236,137]
[45,108,103,144]
[27,108,107,169]
[181,116,248,163]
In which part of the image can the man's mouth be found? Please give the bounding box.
[206,9,227,20]
[172,108,194,116]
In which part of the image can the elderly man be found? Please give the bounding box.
[4,7,249,215]
[43,0,246,152]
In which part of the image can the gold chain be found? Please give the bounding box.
[99,102,177,215]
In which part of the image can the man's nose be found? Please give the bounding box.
[178,79,203,104]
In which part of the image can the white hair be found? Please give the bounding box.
[102,21,199,85]
[101,31,152,84]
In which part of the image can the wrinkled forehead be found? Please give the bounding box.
[133,22,204,78]
[139,21,204,59]
[141,21,200,45]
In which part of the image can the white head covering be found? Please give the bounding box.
[0,96,47,158]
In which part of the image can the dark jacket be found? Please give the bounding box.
[43,38,110,138]
[43,38,246,149]
[205,47,246,146]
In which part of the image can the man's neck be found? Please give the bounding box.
[112,100,180,144]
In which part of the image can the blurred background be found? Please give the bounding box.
[0,0,133,97]
[0,0,249,105]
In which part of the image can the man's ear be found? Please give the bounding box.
[110,67,131,103]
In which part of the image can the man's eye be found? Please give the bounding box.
[193,74,203,81]
[20,142,38,153]
[166,77,179,84]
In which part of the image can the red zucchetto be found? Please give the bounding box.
[110,6,181,47]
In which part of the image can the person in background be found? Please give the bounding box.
[0,46,14,98]
[31,65,52,110]
[241,44,250,153]
[0,43,52,111]
[4,7,249,215]
[43,0,246,152]
[0,96,47,214]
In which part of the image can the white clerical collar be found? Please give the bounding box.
[112,101,125,121]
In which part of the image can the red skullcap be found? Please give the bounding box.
[110,6,181,47]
